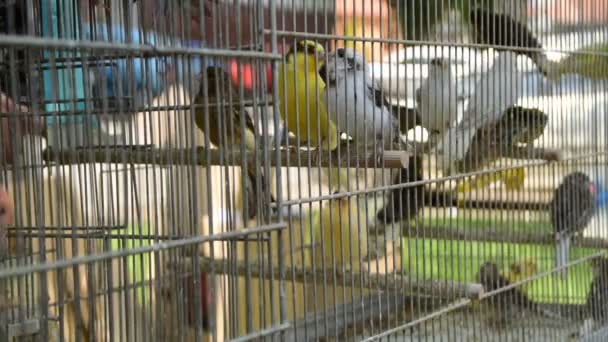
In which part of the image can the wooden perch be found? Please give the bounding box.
[402,226,608,249]
[169,256,484,300]
[42,146,411,169]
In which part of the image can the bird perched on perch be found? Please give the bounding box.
[477,261,561,328]
[438,51,524,173]
[319,48,423,224]
[311,193,371,319]
[550,172,597,279]
[469,7,562,81]
[315,193,369,273]
[477,261,536,328]
[454,106,550,194]
[278,40,339,152]
[437,51,554,194]
[415,58,458,144]
[319,47,399,152]
[504,258,538,293]
[194,66,275,220]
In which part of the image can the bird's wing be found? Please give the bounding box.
[368,80,392,110]
[441,52,523,171]
[466,52,522,129]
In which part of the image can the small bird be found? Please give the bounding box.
[415,58,458,142]
[320,47,399,153]
[315,193,369,272]
[312,193,370,318]
[454,106,548,194]
[319,48,422,223]
[504,258,538,293]
[477,261,535,328]
[278,40,339,152]
[469,7,561,81]
[477,261,560,328]
[194,66,274,220]
[550,172,597,279]
[438,51,525,174]
[436,50,553,195]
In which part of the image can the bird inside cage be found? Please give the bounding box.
[550,172,598,279]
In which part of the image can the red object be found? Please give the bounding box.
[186,272,212,329]
[229,60,273,93]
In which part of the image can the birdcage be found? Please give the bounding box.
[0,0,606,341]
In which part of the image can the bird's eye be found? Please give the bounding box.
[0,207,6,217]
[337,49,345,58]
[346,57,355,69]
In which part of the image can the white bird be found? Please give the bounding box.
[437,51,525,174]
[416,58,458,139]
[320,48,423,224]
[319,48,399,153]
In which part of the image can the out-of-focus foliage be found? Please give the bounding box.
[556,42,608,80]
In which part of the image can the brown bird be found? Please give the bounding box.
[194,66,275,220]
[477,261,561,328]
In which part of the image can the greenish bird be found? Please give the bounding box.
[194,66,273,220]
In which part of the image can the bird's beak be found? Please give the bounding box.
[316,51,326,61]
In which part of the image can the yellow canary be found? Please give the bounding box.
[504,257,538,292]
[313,193,370,314]
[278,40,339,151]
[315,194,369,272]
[194,66,273,220]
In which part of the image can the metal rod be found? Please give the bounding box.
[0,223,287,279]
[0,33,281,59]
[263,29,608,57]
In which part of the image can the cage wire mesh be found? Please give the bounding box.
[0,0,604,341]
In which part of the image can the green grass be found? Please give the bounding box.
[401,215,600,304]
[422,214,553,234]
